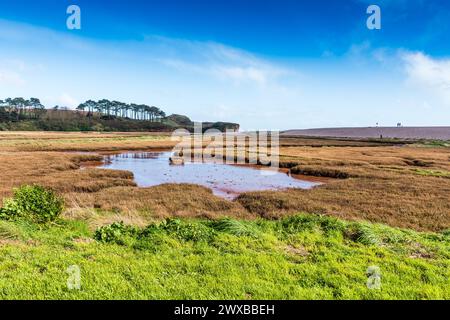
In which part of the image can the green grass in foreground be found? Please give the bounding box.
[0,214,449,300]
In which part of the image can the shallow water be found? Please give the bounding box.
[101,151,322,199]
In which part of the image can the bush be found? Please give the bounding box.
[0,198,25,219]
[160,218,215,242]
[94,222,139,245]
[95,219,215,246]
[0,185,64,223]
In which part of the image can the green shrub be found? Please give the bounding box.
[0,198,24,220]
[159,218,215,242]
[0,185,64,223]
[95,219,215,246]
[94,222,139,245]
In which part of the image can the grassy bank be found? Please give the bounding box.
[0,213,449,299]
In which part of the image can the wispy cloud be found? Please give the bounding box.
[155,39,292,86]
[0,19,294,88]
[0,19,97,53]
[402,51,450,105]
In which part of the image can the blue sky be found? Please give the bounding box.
[0,0,449,129]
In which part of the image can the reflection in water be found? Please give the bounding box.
[104,152,161,161]
[101,152,321,199]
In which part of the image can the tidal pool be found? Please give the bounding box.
[101,151,322,199]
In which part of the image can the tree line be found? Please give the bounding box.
[0,97,167,122]
[76,100,166,122]
[0,97,45,120]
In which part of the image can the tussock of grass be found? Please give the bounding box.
[280,214,346,236]
[290,165,351,179]
[280,215,321,233]
[210,218,259,237]
[0,219,36,242]
[404,159,433,167]
[70,154,103,164]
[0,220,24,240]
[345,224,382,246]
[278,160,301,169]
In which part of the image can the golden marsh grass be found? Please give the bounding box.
[0,132,449,231]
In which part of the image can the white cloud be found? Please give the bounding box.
[206,44,290,85]
[156,40,291,86]
[402,52,450,105]
[0,19,97,53]
[213,66,268,85]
